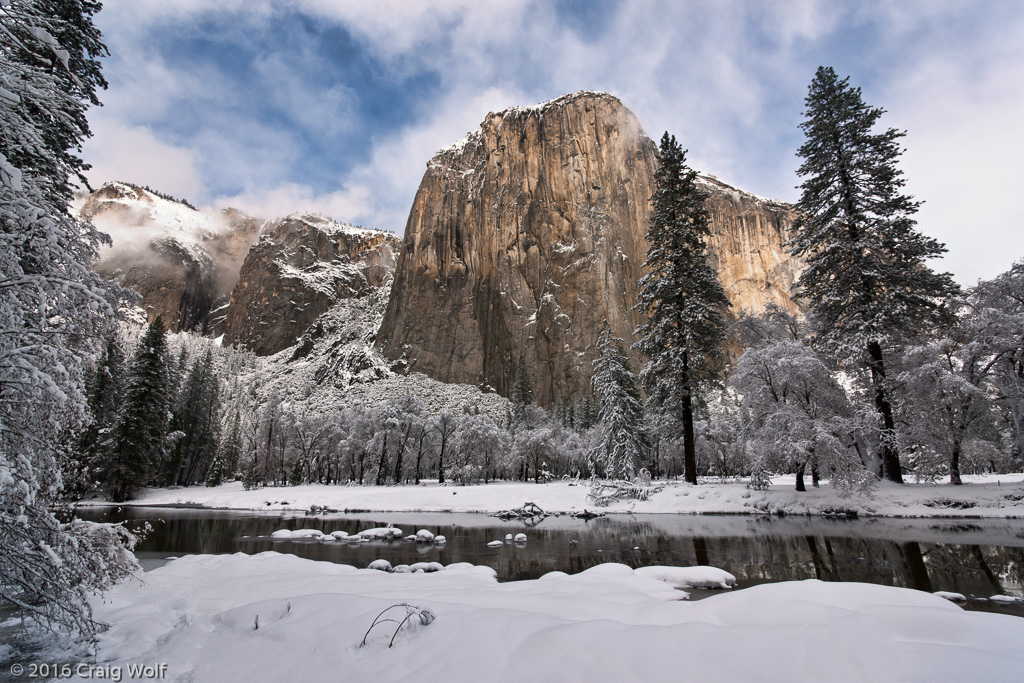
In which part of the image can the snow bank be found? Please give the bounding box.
[87,552,1024,683]
[87,474,1024,519]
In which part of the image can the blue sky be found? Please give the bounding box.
[83,0,1024,283]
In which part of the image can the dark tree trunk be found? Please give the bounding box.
[795,462,806,492]
[901,542,932,592]
[693,537,710,566]
[375,432,389,486]
[681,353,697,485]
[950,437,963,485]
[868,341,903,483]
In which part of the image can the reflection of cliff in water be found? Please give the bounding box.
[78,507,1024,615]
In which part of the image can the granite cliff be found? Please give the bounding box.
[222,215,399,356]
[376,92,801,406]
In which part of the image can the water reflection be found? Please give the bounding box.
[76,507,1024,617]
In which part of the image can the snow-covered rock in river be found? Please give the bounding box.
[634,565,737,590]
[415,529,435,542]
[367,559,392,571]
[487,540,503,548]
[270,528,324,539]
[934,591,967,602]
[357,526,404,540]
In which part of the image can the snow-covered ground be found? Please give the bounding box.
[81,551,1024,683]
[80,473,1024,518]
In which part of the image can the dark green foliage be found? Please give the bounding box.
[163,350,221,486]
[791,67,960,483]
[634,132,730,484]
[68,335,124,497]
[101,317,171,501]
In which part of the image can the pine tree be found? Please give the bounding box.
[791,67,960,483]
[171,349,221,486]
[101,317,172,501]
[69,334,125,497]
[591,321,647,479]
[634,133,730,484]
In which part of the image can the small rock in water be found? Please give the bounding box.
[505,533,513,541]
[434,535,447,544]
[514,533,527,543]
[487,540,503,548]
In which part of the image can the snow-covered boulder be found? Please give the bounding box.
[367,559,392,572]
[487,540,503,548]
[271,528,324,539]
[358,525,403,540]
[989,595,1024,605]
[410,562,444,573]
[934,591,967,602]
[634,565,737,590]
[514,533,527,543]
[415,529,435,542]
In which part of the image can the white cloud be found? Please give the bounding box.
[82,119,204,201]
[84,0,1024,282]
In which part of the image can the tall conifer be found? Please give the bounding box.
[791,67,959,483]
[101,317,171,501]
[635,133,730,484]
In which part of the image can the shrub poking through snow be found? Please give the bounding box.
[360,603,435,648]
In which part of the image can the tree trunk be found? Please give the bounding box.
[950,437,963,485]
[681,352,698,485]
[795,462,806,492]
[868,341,903,483]
[375,432,389,486]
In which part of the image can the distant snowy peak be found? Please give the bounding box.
[83,181,264,334]
[276,212,391,239]
[81,181,220,242]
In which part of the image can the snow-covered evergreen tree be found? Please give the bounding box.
[635,133,730,484]
[68,334,125,497]
[1,0,137,640]
[590,320,647,479]
[790,66,960,483]
[165,349,221,486]
[101,317,172,501]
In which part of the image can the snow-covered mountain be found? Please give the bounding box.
[80,182,262,334]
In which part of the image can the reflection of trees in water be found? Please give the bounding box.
[80,508,1024,599]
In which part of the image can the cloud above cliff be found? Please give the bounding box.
[83,0,1024,282]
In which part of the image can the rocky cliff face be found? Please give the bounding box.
[83,182,262,334]
[222,215,399,356]
[376,92,801,406]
